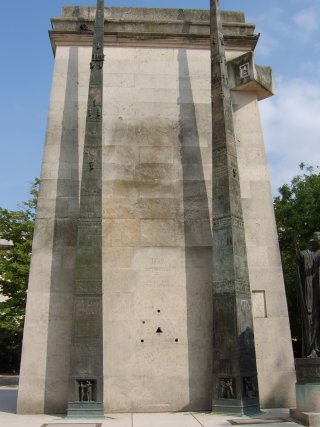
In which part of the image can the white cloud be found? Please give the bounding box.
[260,77,320,194]
[293,8,318,31]
[293,8,319,37]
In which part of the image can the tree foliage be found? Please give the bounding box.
[274,164,320,343]
[0,179,39,372]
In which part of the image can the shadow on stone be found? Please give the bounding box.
[44,46,80,414]
[177,47,213,411]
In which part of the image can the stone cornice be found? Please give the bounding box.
[49,7,259,55]
[49,31,259,54]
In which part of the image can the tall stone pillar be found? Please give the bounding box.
[67,0,105,418]
[210,0,260,414]
[17,5,296,414]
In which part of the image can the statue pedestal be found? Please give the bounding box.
[290,358,320,426]
[67,401,105,418]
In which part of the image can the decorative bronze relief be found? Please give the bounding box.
[218,378,235,399]
[77,379,96,402]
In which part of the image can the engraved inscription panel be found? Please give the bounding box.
[73,344,100,375]
[74,299,101,338]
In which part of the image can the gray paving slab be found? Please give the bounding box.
[132,412,200,427]
[0,386,301,427]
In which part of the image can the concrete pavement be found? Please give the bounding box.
[0,386,300,427]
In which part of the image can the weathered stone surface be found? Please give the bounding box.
[18,5,294,415]
[228,52,273,101]
[233,89,296,407]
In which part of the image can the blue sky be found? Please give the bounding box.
[0,0,319,210]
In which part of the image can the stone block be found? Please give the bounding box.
[249,267,284,292]
[138,180,179,199]
[137,198,180,219]
[139,146,173,164]
[133,247,185,270]
[245,218,279,247]
[136,60,178,76]
[104,118,128,144]
[103,247,134,268]
[180,75,210,91]
[103,269,138,292]
[180,197,211,221]
[133,102,179,121]
[104,145,139,164]
[176,219,212,247]
[41,162,60,180]
[105,73,135,88]
[37,198,56,220]
[265,290,288,318]
[135,164,178,181]
[105,292,135,320]
[291,359,320,426]
[105,47,136,61]
[110,219,140,247]
[290,409,320,427]
[258,371,296,408]
[141,219,176,246]
[135,73,178,90]
[31,217,55,250]
[103,163,135,181]
[102,219,113,246]
[17,375,46,414]
[266,243,283,268]
[246,245,268,268]
[105,102,136,119]
[136,268,186,289]
[110,180,139,199]
[102,198,137,219]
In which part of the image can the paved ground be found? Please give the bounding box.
[0,386,300,427]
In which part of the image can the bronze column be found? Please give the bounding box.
[67,0,105,418]
[210,0,260,415]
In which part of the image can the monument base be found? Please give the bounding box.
[66,402,105,419]
[212,398,260,416]
[290,358,320,426]
[290,409,320,427]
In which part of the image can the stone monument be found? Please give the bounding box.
[290,233,320,426]
[17,4,296,414]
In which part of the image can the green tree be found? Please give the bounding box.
[274,164,320,345]
[0,179,39,373]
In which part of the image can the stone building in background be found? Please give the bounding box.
[17,7,296,414]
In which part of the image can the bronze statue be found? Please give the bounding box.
[79,380,94,402]
[296,232,320,357]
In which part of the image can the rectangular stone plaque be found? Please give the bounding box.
[252,291,267,318]
[42,424,102,427]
